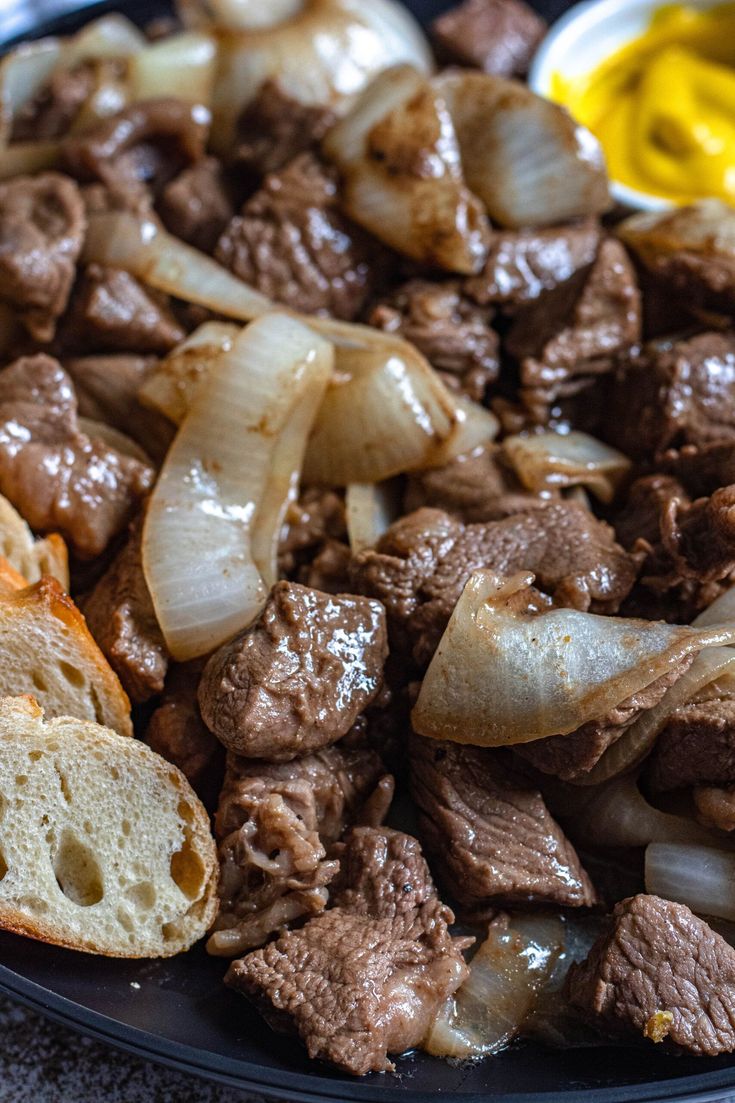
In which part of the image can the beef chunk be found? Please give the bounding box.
[215,153,380,320]
[605,332,735,460]
[465,219,601,309]
[61,264,184,355]
[277,487,347,578]
[614,475,689,552]
[233,80,336,178]
[83,514,168,701]
[694,785,735,831]
[432,0,546,77]
[0,354,152,558]
[515,657,694,781]
[208,745,393,956]
[369,279,499,402]
[225,826,469,1074]
[0,172,85,341]
[158,156,235,253]
[648,688,735,791]
[199,581,388,760]
[404,444,546,524]
[410,738,597,914]
[660,441,735,500]
[62,98,207,205]
[11,63,96,142]
[506,238,641,423]
[63,354,174,464]
[299,538,352,594]
[567,894,735,1055]
[352,504,637,666]
[145,661,224,806]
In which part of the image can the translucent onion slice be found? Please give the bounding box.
[425,913,564,1059]
[142,313,333,661]
[412,570,735,748]
[645,844,735,921]
[61,14,145,65]
[0,37,62,146]
[503,431,631,504]
[129,32,217,108]
[434,70,611,229]
[83,211,273,322]
[618,200,735,284]
[345,481,400,553]
[209,0,432,153]
[323,65,489,274]
[138,322,241,424]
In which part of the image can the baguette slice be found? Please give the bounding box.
[0,696,218,957]
[0,495,69,589]
[0,575,132,737]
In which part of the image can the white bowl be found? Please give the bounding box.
[528,0,728,211]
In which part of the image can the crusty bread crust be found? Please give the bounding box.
[0,495,69,589]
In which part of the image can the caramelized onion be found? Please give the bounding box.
[138,321,240,424]
[503,431,631,504]
[142,313,332,661]
[129,32,217,108]
[412,571,735,748]
[434,70,611,229]
[618,200,735,284]
[345,481,400,553]
[645,844,735,921]
[323,65,489,273]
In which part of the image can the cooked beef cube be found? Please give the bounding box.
[0,354,152,558]
[352,504,638,667]
[145,661,224,806]
[0,172,85,342]
[233,80,336,178]
[410,738,597,913]
[63,354,174,465]
[432,0,546,77]
[506,238,641,423]
[567,894,735,1055]
[660,441,735,499]
[404,444,548,524]
[655,484,735,584]
[83,514,168,701]
[11,63,96,142]
[209,745,393,956]
[215,153,381,320]
[61,264,184,355]
[199,581,388,760]
[226,826,469,1074]
[465,219,601,309]
[299,538,352,594]
[62,98,207,205]
[648,688,735,791]
[158,156,235,253]
[278,487,347,577]
[605,332,735,460]
[613,475,689,552]
[368,279,499,402]
[694,785,735,831]
[515,657,694,781]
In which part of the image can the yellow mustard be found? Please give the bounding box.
[552,3,735,203]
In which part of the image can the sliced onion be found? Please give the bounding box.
[412,570,735,748]
[645,843,735,921]
[692,584,735,629]
[323,65,489,274]
[345,481,400,554]
[0,37,62,147]
[129,32,217,108]
[138,322,240,425]
[142,313,332,661]
[618,200,735,283]
[83,210,272,322]
[209,0,432,153]
[503,431,631,504]
[62,14,145,65]
[434,70,611,229]
[425,913,563,1059]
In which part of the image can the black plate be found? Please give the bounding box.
[1,1,735,1099]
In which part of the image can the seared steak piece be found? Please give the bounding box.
[432,0,546,77]
[0,354,152,558]
[369,279,499,402]
[158,156,235,254]
[605,332,735,460]
[215,153,381,320]
[209,746,393,956]
[233,80,336,178]
[226,826,469,1074]
[83,514,168,702]
[199,581,388,761]
[11,62,96,141]
[0,172,85,341]
[61,264,184,354]
[614,475,689,553]
[648,687,735,792]
[659,441,735,500]
[277,487,347,578]
[506,238,641,423]
[410,738,597,913]
[567,894,735,1055]
[352,504,638,667]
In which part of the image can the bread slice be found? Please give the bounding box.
[0,576,132,737]
[0,696,218,957]
[0,495,69,589]
[0,557,29,596]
